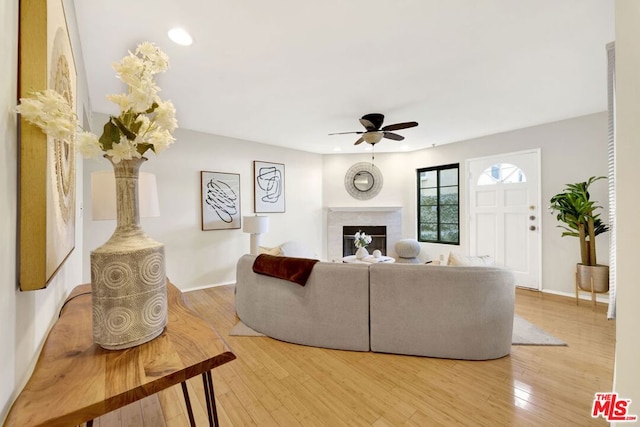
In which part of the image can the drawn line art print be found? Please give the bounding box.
[201,171,241,230]
[254,161,285,213]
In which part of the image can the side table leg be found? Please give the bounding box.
[180,381,197,427]
[202,371,220,427]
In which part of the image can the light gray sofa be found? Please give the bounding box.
[235,254,515,360]
[369,263,515,360]
[235,254,371,351]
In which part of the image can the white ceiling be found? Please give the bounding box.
[73,0,614,155]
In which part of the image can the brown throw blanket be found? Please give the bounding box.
[252,254,319,286]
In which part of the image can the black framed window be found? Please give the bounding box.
[417,164,459,244]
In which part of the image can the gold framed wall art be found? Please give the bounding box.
[18,0,77,290]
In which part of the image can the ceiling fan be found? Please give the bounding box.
[329,113,418,145]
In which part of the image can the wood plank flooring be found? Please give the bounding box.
[90,286,615,426]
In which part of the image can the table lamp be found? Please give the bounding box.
[243,215,269,255]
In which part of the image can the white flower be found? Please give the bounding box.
[16,89,77,140]
[112,54,146,87]
[154,100,177,132]
[146,128,175,154]
[354,231,372,249]
[127,81,159,113]
[106,137,142,163]
[16,42,177,161]
[135,42,169,74]
[105,93,134,112]
[76,131,102,158]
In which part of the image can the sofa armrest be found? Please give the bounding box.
[235,254,371,351]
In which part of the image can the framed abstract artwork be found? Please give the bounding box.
[253,161,285,213]
[18,0,77,290]
[201,171,241,231]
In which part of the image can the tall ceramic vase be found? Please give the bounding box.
[90,156,167,350]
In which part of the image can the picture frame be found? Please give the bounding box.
[253,161,285,213]
[201,171,241,231]
[18,0,77,290]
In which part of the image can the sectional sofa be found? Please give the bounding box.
[235,254,515,360]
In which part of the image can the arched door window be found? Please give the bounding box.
[477,163,527,186]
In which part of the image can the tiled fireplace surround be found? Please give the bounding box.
[327,207,402,262]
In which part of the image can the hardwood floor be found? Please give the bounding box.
[92,286,615,426]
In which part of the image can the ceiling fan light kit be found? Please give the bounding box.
[329,113,418,146]
[363,132,383,144]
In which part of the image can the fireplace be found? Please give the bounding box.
[327,207,402,262]
[343,226,387,256]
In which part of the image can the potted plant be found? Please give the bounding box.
[549,176,609,292]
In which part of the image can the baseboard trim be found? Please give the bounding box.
[541,288,609,304]
[182,280,235,293]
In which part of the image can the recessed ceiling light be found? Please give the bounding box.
[168,27,193,46]
[333,147,342,152]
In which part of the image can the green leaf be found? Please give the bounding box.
[98,121,120,151]
[145,102,159,114]
[111,116,136,140]
[129,119,143,135]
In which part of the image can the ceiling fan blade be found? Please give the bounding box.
[359,118,376,131]
[328,131,364,135]
[380,121,418,132]
[383,132,404,141]
[360,113,384,130]
[354,136,365,145]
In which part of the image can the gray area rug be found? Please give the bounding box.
[512,314,567,346]
[229,320,265,337]
[229,315,567,346]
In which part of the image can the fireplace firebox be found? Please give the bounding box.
[342,226,387,256]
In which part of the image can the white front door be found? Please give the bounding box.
[467,150,541,289]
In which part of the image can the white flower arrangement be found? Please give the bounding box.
[354,230,372,249]
[16,42,177,164]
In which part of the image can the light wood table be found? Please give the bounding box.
[4,281,236,427]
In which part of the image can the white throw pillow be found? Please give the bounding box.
[279,241,317,259]
[447,252,494,266]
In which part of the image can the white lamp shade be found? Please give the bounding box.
[91,171,160,220]
[242,215,269,234]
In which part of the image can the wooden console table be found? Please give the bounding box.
[4,282,235,427]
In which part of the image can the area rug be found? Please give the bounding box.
[229,321,265,337]
[229,315,567,346]
[512,315,566,346]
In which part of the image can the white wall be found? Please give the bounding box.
[82,122,324,289]
[1,0,90,422]
[613,0,640,419]
[324,112,609,296]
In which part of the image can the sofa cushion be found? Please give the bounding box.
[447,252,494,266]
[279,241,317,259]
[258,245,284,256]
